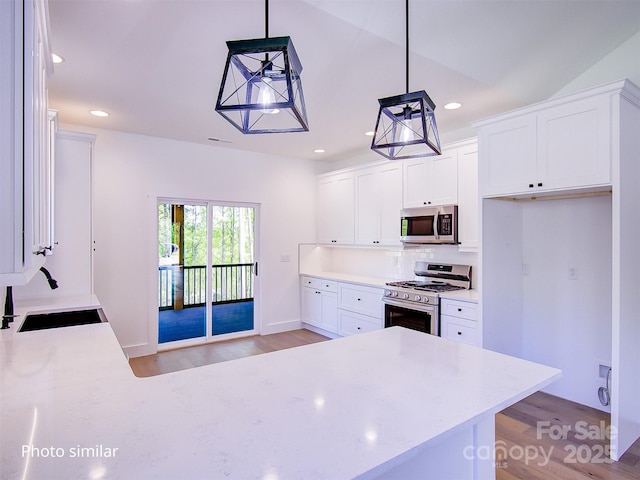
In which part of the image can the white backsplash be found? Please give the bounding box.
[299,244,478,287]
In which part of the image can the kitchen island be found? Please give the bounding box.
[1,305,560,480]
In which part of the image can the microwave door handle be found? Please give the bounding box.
[433,211,440,239]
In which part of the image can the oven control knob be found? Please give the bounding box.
[392,291,398,297]
[423,297,429,303]
[384,290,391,296]
[415,295,421,302]
[403,293,409,300]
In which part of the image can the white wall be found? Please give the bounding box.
[66,127,316,357]
[555,32,640,96]
[514,196,612,412]
[13,131,95,301]
[300,244,478,287]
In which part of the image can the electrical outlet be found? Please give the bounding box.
[280,254,291,263]
[568,267,578,280]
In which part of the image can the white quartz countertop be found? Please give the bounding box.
[299,271,388,288]
[1,311,559,479]
[439,289,479,302]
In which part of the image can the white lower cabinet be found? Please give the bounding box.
[301,277,383,337]
[338,283,383,336]
[440,298,480,346]
[338,310,380,336]
[301,277,338,334]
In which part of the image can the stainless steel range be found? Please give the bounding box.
[383,262,472,335]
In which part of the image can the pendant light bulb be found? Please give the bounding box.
[398,119,414,143]
[258,77,279,114]
[397,106,414,142]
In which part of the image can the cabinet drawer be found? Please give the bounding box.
[301,276,337,293]
[339,284,383,317]
[440,298,478,321]
[442,316,481,346]
[338,310,381,336]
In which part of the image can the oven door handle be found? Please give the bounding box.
[383,297,436,313]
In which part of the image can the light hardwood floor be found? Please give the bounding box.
[129,330,640,478]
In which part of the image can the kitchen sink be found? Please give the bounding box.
[18,308,107,332]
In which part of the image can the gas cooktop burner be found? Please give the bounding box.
[385,281,465,293]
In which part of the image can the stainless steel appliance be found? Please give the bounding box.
[400,205,458,244]
[383,262,472,335]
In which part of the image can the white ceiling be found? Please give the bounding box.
[47,0,640,162]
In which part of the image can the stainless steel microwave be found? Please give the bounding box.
[400,205,458,244]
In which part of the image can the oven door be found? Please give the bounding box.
[383,298,439,336]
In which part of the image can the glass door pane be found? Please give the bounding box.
[158,202,207,344]
[210,205,255,336]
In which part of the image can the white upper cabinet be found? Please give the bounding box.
[477,116,536,197]
[317,172,355,245]
[317,139,478,251]
[456,141,479,252]
[0,0,54,286]
[537,95,611,191]
[477,87,612,198]
[403,150,458,208]
[355,163,403,246]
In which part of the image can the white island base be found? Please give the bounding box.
[1,320,560,480]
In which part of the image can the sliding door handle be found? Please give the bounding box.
[253,262,258,276]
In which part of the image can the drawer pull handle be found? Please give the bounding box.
[457,331,462,335]
[357,326,361,330]
[357,298,361,301]
[457,308,462,312]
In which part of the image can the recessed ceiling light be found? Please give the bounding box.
[365,131,375,136]
[90,110,109,117]
[444,102,462,110]
[314,149,325,153]
[52,53,64,64]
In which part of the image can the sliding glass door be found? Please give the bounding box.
[210,205,255,336]
[157,200,257,347]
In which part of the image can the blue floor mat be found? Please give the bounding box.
[158,301,254,343]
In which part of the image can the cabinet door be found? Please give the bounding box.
[537,95,611,191]
[479,115,536,197]
[377,163,403,245]
[301,287,322,327]
[320,292,338,333]
[334,174,355,244]
[338,310,381,336]
[0,0,52,285]
[317,177,337,244]
[431,150,458,205]
[403,152,458,207]
[355,167,379,244]
[442,316,481,346]
[457,143,478,251]
[317,173,354,245]
[403,158,432,207]
[355,163,402,246]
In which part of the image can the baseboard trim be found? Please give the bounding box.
[261,319,302,335]
[123,343,156,359]
[302,323,340,339]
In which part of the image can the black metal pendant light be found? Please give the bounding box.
[215,0,309,134]
[371,0,441,159]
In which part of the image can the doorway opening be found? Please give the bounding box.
[157,200,257,346]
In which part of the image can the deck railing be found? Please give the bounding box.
[159,263,253,309]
